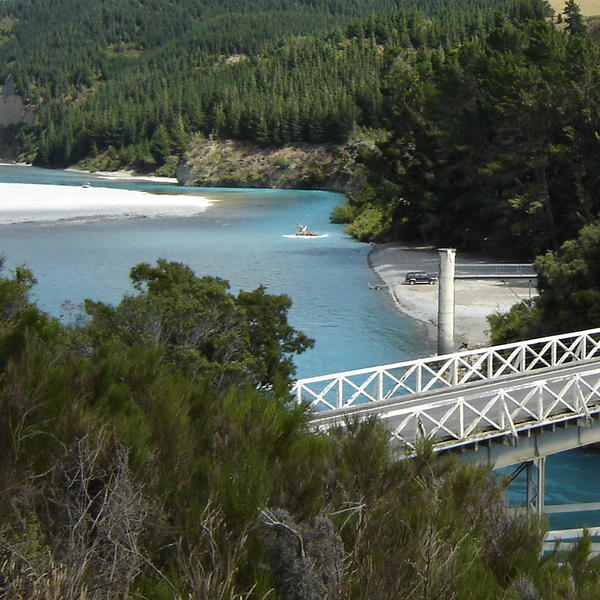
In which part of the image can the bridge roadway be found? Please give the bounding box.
[299,328,600,469]
[454,263,536,279]
[301,328,600,545]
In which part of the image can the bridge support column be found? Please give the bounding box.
[438,248,456,355]
[525,457,546,516]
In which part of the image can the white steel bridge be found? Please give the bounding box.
[293,328,600,550]
[293,327,600,461]
[293,327,600,547]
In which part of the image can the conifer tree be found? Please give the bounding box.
[563,0,585,35]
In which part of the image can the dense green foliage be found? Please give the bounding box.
[3,259,600,598]
[6,0,600,593]
[489,221,600,343]
[336,6,600,259]
[0,0,512,170]
[82,259,312,393]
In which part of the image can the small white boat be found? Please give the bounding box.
[283,224,329,239]
[294,224,317,236]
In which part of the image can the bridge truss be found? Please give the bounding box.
[293,327,600,412]
[308,362,600,455]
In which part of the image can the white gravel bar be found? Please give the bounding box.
[0,182,213,224]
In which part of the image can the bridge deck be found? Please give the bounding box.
[308,360,600,466]
[454,263,536,279]
[294,328,600,411]
[454,274,536,279]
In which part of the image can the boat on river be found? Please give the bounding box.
[294,224,318,236]
[283,224,328,239]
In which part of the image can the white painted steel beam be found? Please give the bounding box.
[545,527,600,541]
[307,360,600,465]
[455,418,600,469]
[544,502,600,515]
[300,328,600,471]
[542,542,600,557]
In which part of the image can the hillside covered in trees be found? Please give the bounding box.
[3,259,600,599]
[3,0,600,266]
[0,0,523,172]
[333,3,600,260]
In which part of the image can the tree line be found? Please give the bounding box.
[334,0,600,262]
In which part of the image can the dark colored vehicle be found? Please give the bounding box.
[405,271,437,285]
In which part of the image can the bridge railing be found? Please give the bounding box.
[292,327,600,411]
[307,362,600,453]
[454,263,536,279]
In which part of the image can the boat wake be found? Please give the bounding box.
[283,234,329,239]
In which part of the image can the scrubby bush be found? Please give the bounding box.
[2,259,600,598]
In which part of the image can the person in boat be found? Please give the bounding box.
[295,224,317,236]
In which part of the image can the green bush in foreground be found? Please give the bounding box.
[1,258,600,598]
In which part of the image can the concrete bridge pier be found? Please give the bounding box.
[437,248,456,355]
[525,458,546,516]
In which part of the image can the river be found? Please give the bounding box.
[0,163,432,378]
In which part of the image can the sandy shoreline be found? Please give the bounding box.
[67,167,178,184]
[369,243,535,349]
[0,182,212,224]
[1,162,178,184]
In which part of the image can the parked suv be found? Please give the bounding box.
[405,271,437,285]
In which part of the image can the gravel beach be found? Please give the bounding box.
[368,243,535,349]
[0,182,212,224]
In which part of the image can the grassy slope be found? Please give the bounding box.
[548,0,600,15]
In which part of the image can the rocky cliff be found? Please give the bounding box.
[176,138,367,194]
[0,78,36,160]
[0,78,36,127]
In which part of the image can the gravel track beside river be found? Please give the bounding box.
[368,243,535,350]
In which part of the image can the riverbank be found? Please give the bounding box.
[0,181,212,224]
[4,137,367,193]
[369,243,535,349]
